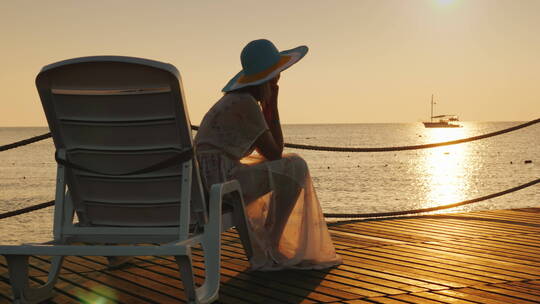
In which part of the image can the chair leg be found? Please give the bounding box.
[5,255,64,304]
[196,231,221,304]
[176,238,221,304]
[178,183,225,304]
[175,253,197,303]
[229,196,254,260]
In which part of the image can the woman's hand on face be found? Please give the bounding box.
[270,74,280,91]
[265,74,280,108]
[260,74,280,115]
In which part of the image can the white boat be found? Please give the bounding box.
[423,95,461,128]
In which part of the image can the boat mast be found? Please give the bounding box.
[430,94,434,122]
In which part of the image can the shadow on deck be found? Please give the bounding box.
[2,207,540,303]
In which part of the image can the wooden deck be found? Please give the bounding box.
[1,207,540,303]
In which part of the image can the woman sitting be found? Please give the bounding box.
[195,39,341,270]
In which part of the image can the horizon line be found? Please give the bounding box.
[0,120,528,128]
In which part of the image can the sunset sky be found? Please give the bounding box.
[1,0,539,126]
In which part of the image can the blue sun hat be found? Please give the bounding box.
[222,39,308,92]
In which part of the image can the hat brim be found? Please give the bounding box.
[222,45,308,92]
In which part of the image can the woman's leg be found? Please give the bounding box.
[233,154,308,247]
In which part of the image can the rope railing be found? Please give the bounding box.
[0,133,54,152]
[0,200,54,220]
[0,118,537,220]
[323,177,540,218]
[1,118,539,152]
[1,178,538,220]
[284,118,540,152]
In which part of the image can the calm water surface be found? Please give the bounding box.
[1,122,539,243]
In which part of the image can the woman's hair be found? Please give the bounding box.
[227,81,271,102]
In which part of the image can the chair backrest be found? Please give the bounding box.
[36,56,207,231]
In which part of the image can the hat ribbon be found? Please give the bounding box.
[238,55,291,84]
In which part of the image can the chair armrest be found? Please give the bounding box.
[208,179,253,258]
[210,180,242,196]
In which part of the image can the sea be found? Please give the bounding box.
[1,122,539,244]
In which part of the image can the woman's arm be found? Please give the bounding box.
[254,76,284,160]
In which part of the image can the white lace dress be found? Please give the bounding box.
[195,92,341,271]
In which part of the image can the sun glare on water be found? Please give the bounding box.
[420,127,472,210]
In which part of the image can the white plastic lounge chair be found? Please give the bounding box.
[0,56,252,304]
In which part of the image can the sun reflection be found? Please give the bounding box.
[421,126,472,211]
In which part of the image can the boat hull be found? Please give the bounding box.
[423,122,461,128]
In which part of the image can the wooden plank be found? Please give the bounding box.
[156,252,350,304]
[409,242,540,268]
[0,278,14,302]
[350,247,509,283]
[208,247,381,301]
[507,281,540,292]
[434,212,540,225]
[375,243,540,280]
[473,284,540,303]
[339,299,375,304]
[456,212,540,226]
[389,293,446,304]
[446,237,540,256]
[418,216,540,233]
[479,209,540,220]
[331,223,437,243]
[485,234,540,247]
[33,256,169,304]
[365,245,535,281]
[366,297,412,304]
[327,267,429,293]
[188,248,351,302]
[220,255,385,299]
[0,277,83,304]
[359,219,481,240]
[456,287,540,304]
[75,256,189,302]
[2,208,540,303]
[138,256,302,303]
[422,237,540,262]
[493,283,540,296]
[434,289,510,304]
[304,272,405,295]
[215,261,341,302]
[218,262,345,301]
[337,264,447,291]
[329,230,401,247]
[338,254,464,288]
[343,249,496,285]
[2,257,142,304]
[402,242,540,274]
[410,291,479,303]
